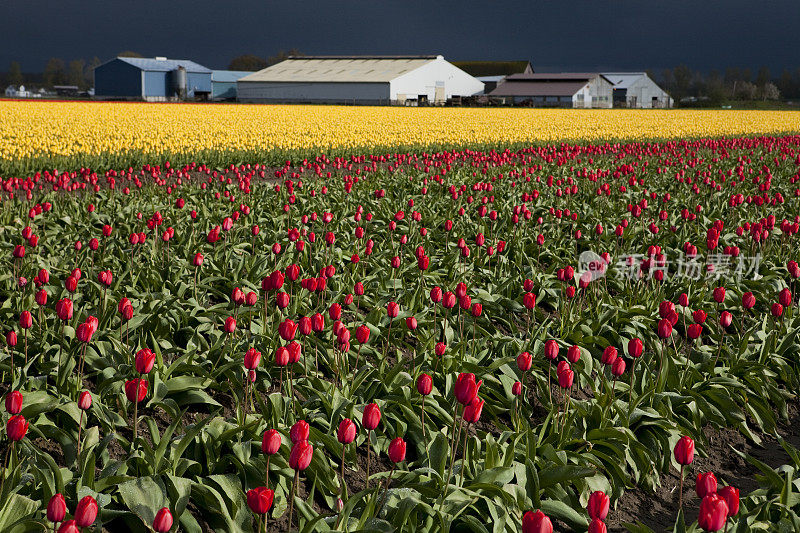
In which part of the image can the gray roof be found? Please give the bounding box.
[111,57,211,73]
[238,56,443,83]
[602,72,647,89]
[211,70,252,83]
[505,73,613,83]
[489,80,588,97]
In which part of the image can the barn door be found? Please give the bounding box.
[435,81,445,104]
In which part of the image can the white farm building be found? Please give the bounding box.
[236,55,484,105]
[488,73,614,108]
[602,72,672,108]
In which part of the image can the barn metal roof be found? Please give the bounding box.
[238,57,441,83]
[489,80,588,97]
[112,57,212,73]
[602,72,647,89]
[211,70,252,83]
[504,73,612,83]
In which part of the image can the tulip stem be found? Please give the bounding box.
[265,455,270,488]
[378,465,395,513]
[678,464,684,511]
[0,443,11,497]
[77,410,84,461]
[420,395,426,437]
[365,429,371,489]
[383,321,392,362]
[443,403,461,502]
[458,427,469,487]
[340,445,347,499]
[713,331,724,367]
[133,395,139,442]
[288,470,298,531]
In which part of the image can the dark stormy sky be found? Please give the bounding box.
[2,0,798,74]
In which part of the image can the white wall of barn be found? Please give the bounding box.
[390,58,484,103]
[571,77,612,108]
[236,81,391,104]
[625,76,672,108]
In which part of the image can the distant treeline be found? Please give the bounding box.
[647,65,800,103]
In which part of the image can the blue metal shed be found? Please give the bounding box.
[211,71,251,100]
[94,57,212,101]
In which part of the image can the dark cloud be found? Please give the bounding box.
[2,0,798,73]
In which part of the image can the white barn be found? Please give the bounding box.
[488,73,614,108]
[602,72,672,108]
[237,55,484,105]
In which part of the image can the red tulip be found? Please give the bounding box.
[224,316,236,333]
[5,391,22,414]
[19,311,32,330]
[521,510,552,533]
[601,346,618,365]
[6,415,28,441]
[717,486,739,516]
[337,418,357,444]
[512,381,522,395]
[454,373,482,405]
[674,435,695,465]
[406,316,418,330]
[742,292,755,310]
[278,319,297,341]
[771,302,783,317]
[463,397,484,423]
[588,518,607,533]
[135,348,155,374]
[387,301,399,318]
[544,340,559,360]
[57,520,80,533]
[275,346,290,366]
[75,495,98,528]
[516,351,532,372]
[289,440,314,470]
[290,420,310,443]
[779,288,792,307]
[696,471,718,499]
[523,292,536,310]
[6,331,17,347]
[261,428,281,454]
[628,338,643,358]
[362,402,381,430]
[124,378,148,403]
[587,490,610,520]
[246,487,274,515]
[47,493,67,523]
[193,253,204,267]
[416,373,432,395]
[698,493,729,532]
[388,437,407,462]
[153,507,174,532]
[657,318,673,339]
[713,287,725,303]
[52,298,72,322]
[687,324,703,339]
[566,345,581,363]
[78,391,92,410]
[558,368,574,388]
[244,348,262,370]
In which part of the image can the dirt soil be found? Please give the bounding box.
[609,402,800,532]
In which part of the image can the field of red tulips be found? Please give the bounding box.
[2,134,800,532]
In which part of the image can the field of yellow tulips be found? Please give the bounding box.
[1,99,799,176]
